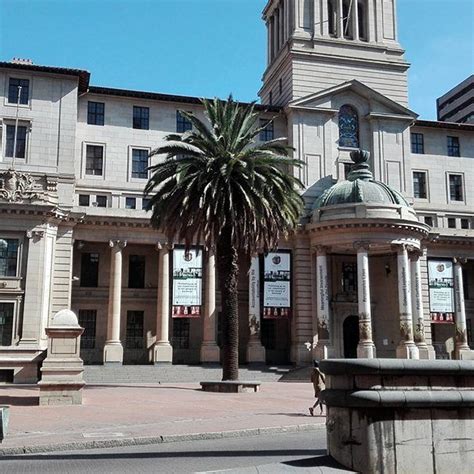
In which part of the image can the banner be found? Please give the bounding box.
[172,248,202,318]
[248,256,261,335]
[428,259,455,324]
[263,251,291,319]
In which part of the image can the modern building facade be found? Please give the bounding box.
[437,75,474,124]
[0,0,473,382]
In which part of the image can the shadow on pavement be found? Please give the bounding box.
[284,454,355,472]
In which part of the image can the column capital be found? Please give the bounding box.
[391,242,412,253]
[408,246,423,261]
[312,245,330,255]
[109,240,127,249]
[26,230,45,241]
[354,241,370,252]
[454,257,468,266]
[156,242,173,251]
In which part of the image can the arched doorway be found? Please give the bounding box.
[343,315,359,358]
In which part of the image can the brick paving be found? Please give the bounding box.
[0,379,325,454]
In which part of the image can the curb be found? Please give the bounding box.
[0,423,325,456]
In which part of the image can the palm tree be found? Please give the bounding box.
[145,97,304,381]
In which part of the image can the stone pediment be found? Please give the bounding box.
[288,80,417,120]
[0,168,58,206]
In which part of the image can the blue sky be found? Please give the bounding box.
[0,0,472,119]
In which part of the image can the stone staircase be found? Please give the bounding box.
[83,364,306,384]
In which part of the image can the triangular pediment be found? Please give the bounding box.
[288,80,418,120]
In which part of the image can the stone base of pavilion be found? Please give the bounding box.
[200,381,261,393]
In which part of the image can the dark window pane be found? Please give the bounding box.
[8,78,29,104]
[79,195,90,206]
[96,195,107,207]
[85,145,103,176]
[78,309,97,349]
[0,239,19,277]
[448,218,456,229]
[128,255,146,288]
[125,197,136,209]
[0,303,14,346]
[126,311,144,349]
[449,174,463,201]
[80,252,99,287]
[411,133,424,154]
[142,198,151,210]
[131,149,149,179]
[328,0,336,36]
[261,319,276,350]
[461,219,469,229]
[172,318,190,349]
[87,101,105,126]
[447,136,460,157]
[342,262,357,293]
[339,105,359,148]
[6,125,27,158]
[358,2,367,40]
[424,216,434,227]
[133,106,149,130]
[413,172,427,198]
[176,111,192,133]
[259,119,274,141]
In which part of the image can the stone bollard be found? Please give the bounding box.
[0,406,9,443]
[38,309,85,405]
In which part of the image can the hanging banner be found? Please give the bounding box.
[249,256,261,335]
[263,251,291,319]
[172,247,202,318]
[428,259,455,324]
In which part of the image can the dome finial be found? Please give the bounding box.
[347,149,373,181]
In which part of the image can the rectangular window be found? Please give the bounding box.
[6,124,27,159]
[447,218,456,229]
[78,309,97,349]
[259,119,274,141]
[424,216,434,227]
[126,310,144,349]
[125,197,136,209]
[447,136,460,157]
[8,78,29,104]
[131,149,149,179]
[172,318,190,349]
[176,111,192,133]
[128,255,146,288]
[87,101,105,126]
[413,171,427,199]
[449,174,463,201]
[96,195,107,208]
[411,133,424,154]
[0,303,14,346]
[461,218,469,229]
[79,194,90,206]
[80,253,99,287]
[85,145,104,176]
[342,262,357,293]
[0,239,19,277]
[142,198,151,210]
[133,106,149,130]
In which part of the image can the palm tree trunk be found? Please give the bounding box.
[216,227,239,381]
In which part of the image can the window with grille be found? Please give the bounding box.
[78,310,97,349]
[411,133,424,154]
[8,78,29,104]
[338,105,359,148]
[0,239,19,277]
[128,255,146,288]
[172,318,190,349]
[6,124,27,159]
[259,119,274,142]
[133,106,149,130]
[176,111,192,133]
[80,253,99,287]
[87,101,105,126]
[413,171,427,198]
[447,136,460,157]
[131,149,148,179]
[0,303,14,346]
[126,311,144,349]
[85,145,104,176]
[449,174,463,201]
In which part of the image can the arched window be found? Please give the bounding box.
[358,0,367,41]
[339,105,359,148]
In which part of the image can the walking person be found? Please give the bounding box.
[309,360,325,416]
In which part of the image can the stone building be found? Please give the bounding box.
[0,0,472,383]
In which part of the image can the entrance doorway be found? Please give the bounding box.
[343,315,359,358]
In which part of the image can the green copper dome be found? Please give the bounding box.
[313,150,410,210]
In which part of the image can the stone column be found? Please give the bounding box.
[395,244,419,359]
[354,242,376,358]
[201,248,220,363]
[153,243,173,364]
[352,0,359,40]
[246,255,266,364]
[314,246,331,360]
[337,0,344,38]
[103,239,126,364]
[454,257,471,359]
